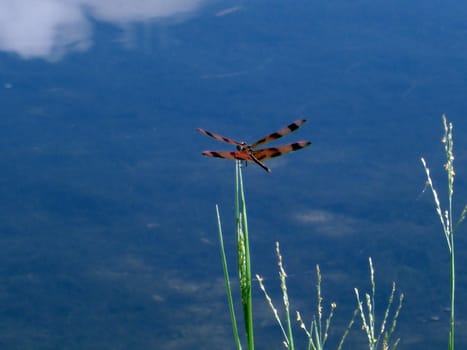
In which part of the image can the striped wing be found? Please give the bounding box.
[250,119,307,148]
[197,128,242,146]
[202,150,271,172]
[253,141,311,160]
[202,150,253,161]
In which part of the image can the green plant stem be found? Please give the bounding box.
[354,258,402,350]
[236,161,254,350]
[446,116,455,350]
[421,115,467,350]
[276,243,294,350]
[216,205,242,350]
[449,237,455,350]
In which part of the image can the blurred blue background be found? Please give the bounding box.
[0,0,466,348]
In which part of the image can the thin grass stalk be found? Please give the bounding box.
[261,244,355,350]
[276,242,295,350]
[312,320,320,350]
[384,292,404,349]
[336,309,358,350]
[316,265,323,344]
[216,205,242,350]
[322,302,335,347]
[257,274,290,345]
[296,264,344,350]
[449,235,455,350]
[369,258,376,346]
[354,288,374,349]
[355,258,402,350]
[235,161,255,350]
[421,115,467,350]
[257,242,294,349]
[313,265,334,350]
[379,282,396,342]
[295,312,312,350]
[443,117,456,350]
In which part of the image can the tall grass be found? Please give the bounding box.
[216,160,254,350]
[216,161,410,350]
[216,204,242,350]
[354,258,403,350]
[256,241,357,350]
[421,115,467,350]
[213,160,402,349]
[256,242,296,349]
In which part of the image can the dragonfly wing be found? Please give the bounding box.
[202,150,253,161]
[202,150,271,172]
[250,119,307,148]
[253,141,311,160]
[197,128,242,146]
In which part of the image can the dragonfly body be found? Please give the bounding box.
[197,119,311,172]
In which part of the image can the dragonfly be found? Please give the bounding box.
[197,119,311,172]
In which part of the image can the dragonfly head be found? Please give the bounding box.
[236,142,248,151]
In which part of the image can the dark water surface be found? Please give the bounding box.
[0,1,467,349]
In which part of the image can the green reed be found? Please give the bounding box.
[216,204,242,350]
[216,160,254,350]
[421,115,467,350]
[212,159,404,350]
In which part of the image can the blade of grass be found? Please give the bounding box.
[216,204,242,350]
[236,160,255,350]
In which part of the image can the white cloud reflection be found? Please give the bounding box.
[295,209,358,237]
[0,0,203,60]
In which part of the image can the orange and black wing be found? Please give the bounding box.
[197,128,242,146]
[252,141,311,160]
[250,119,307,148]
[201,150,253,161]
